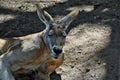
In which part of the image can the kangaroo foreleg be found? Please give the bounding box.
[0,56,15,80]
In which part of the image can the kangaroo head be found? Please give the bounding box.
[36,4,79,59]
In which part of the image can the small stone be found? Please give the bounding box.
[85,69,90,73]
[91,74,95,77]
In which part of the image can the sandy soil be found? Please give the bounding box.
[0,0,120,80]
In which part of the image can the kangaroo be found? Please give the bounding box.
[0,4,79,80]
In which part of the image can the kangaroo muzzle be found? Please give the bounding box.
[51,46,63,59]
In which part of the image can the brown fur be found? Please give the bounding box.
[0,4,79,80]
[0,32,64,80]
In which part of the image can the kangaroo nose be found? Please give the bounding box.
[53,47,62,55]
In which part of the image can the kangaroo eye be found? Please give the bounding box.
[48,30,54,36]
[63,31,67,37]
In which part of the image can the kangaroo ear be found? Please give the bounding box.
[35,4,54,26]
[59,8,79,30]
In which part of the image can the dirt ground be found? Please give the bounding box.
[0,0,120,80]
